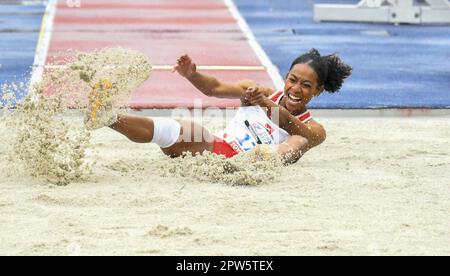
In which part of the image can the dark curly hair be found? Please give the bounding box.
[289,49,352,93]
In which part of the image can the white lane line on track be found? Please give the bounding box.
[30,0,57,88]
[223,0,284,90]
[43,65,267,71]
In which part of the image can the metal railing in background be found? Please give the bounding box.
[314,0,450,24]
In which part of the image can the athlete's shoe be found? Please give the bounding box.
[84,79,117,130]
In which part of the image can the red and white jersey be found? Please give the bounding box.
[269,91,313,123]
[215,91,314,155]
[217,106,290,154]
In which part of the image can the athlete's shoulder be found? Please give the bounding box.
[297,110,313,123]
[307,118,326,134]
[269,91,284,103]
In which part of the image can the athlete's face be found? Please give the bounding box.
[283,63,323,113]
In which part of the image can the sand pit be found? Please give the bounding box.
[1,48,152,185]
[0,115,449,256]
[1,47,448,255]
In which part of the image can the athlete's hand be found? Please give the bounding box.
[245,86,274,108]
[173,54,197,79]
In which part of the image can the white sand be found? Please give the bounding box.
[0,116,449,256]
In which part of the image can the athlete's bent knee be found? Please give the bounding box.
[151,118,181,148]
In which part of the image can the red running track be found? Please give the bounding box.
[46,0,276,109]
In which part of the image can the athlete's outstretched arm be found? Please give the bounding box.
[173,54,274,99]
[273,106,326,149]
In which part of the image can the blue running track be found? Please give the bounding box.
[234,0,450,108]
[0,2,45,98]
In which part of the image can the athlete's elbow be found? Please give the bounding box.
[210,87,225,97]
[203,89,214,97]
[316,127,327,145]
[318,130,326,145]
[309,130,326,148]
[206,86,222,97]
[196,87,217,98]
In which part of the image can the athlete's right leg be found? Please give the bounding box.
[109,114,214,158]
[83,79,214,158]
[109,114,155,143]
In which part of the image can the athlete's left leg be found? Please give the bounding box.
[109,114,215,158]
